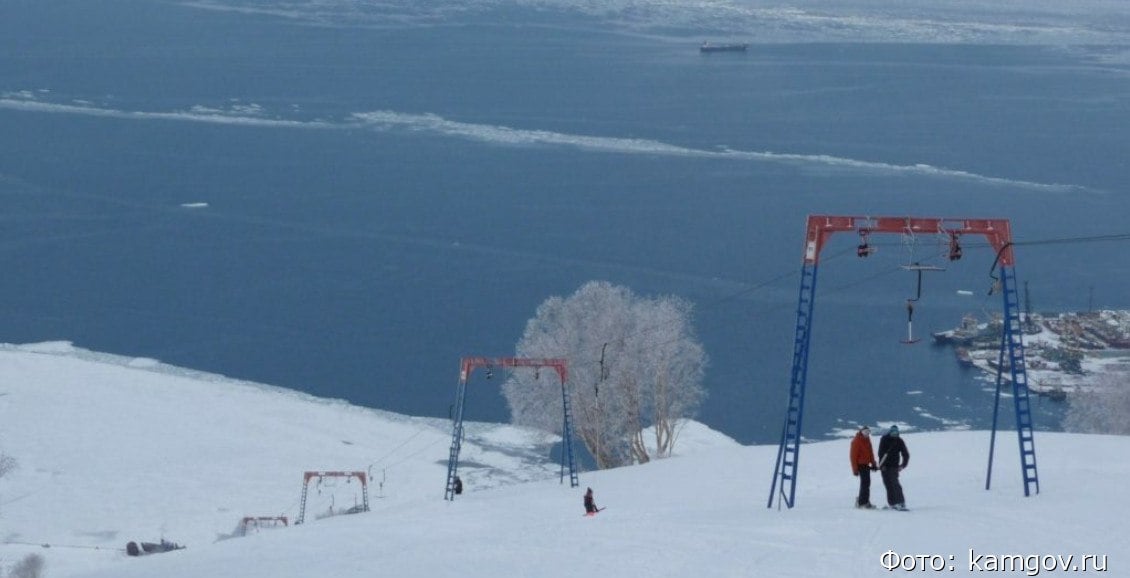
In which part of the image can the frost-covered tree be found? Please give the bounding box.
[1064,374,1130,435]
[502,281,707,469]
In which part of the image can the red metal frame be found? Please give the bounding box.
[459,357,568,384]
[303,470,367,485]
[241,515,289,526]
[803,215,1013,266]
[239,515,289,535]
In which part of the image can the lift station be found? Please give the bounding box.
[768,215,1040,509]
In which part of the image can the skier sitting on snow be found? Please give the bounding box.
[584,487,599,514]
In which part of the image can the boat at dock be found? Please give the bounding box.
[932,313,994,346]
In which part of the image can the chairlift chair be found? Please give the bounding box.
[899,262,944,345]
[896,224,948,345]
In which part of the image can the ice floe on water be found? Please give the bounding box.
[180,0,1130,45]
[0,92,1093,193]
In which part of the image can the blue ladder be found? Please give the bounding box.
[444,380,468,501]
[768,264,818,509]
[986,265,1040,496]
[560,380,580,487]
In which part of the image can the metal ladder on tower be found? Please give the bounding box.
[560,381,580,487]
[444,380,468,501]
[296,480,310,524]
[768,263,818,509]
[987,265,1040,496]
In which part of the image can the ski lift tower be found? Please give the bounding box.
[296,470,369,524]
[445,357,579,501]
[767,215,1040,509]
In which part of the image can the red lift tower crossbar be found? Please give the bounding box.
[459,357,568,384]
[803,215,1014,265]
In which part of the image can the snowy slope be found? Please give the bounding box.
[0,342,1125,578]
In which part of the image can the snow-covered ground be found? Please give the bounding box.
[0,342,1125,577]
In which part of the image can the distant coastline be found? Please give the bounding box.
[933,310,1130,398]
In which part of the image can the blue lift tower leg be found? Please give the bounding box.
[986,265,1040,496]
[444,378,468,501]
[768,263,818,509]
[560,380,580,487]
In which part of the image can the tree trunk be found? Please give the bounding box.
[653,369,672,458]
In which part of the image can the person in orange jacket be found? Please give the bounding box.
[850,425,878,509]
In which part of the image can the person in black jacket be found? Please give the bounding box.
[877,425,910,510]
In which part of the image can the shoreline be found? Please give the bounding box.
[933,310,1130,398]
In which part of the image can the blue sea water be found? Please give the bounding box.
[3,1,1129,446]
